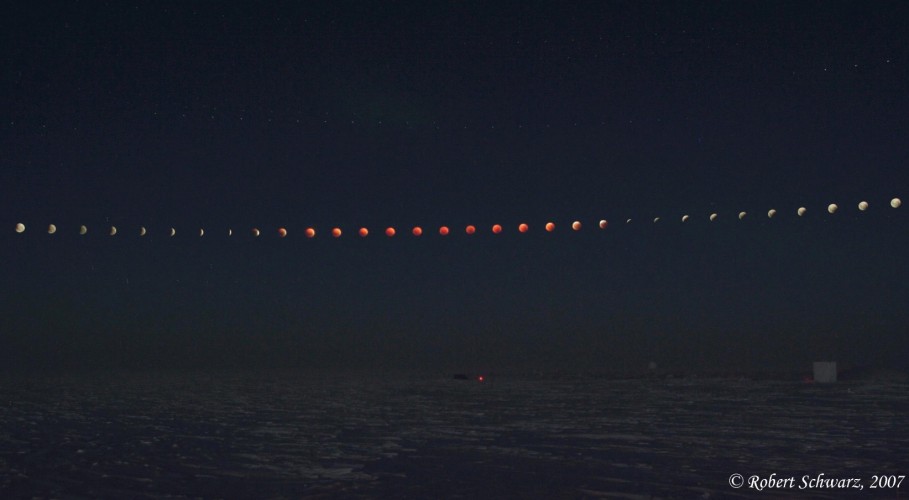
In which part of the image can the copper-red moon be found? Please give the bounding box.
[545,222,555,232]
[491,224,502,234]
[412,226,423,236]
[572,221,581,231]
[465,225,476,234]
[305,227,316,238]
[518,223,528,233]
[439,226,449,236]
[599,220,608,229]
[278,227,287,237]
[359,227,369,237]
[332,227,342,238]
[385,227,396,237]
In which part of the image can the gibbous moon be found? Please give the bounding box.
[858,201,869,211]
[359,227,369,237]
[709,213,717,222]
[385,227,395,237]
[681,215,689,222]
[798,207,807,216]
[491,224,502,234]
[332,227,342,238]
[439,226,449,236]
[572,221,582,231]
[518,223,529,233]
[599,220,608,229]
[15,223,25,233]
[738,212,746,220]
[278,228,287,237]
[252,228,260,237]
[110,226,117,236]
[305,228,316,238]
[827,203,838,214]
[768,209,777,218]
[139,226,146,236]
[412,226,423,236]
[80,225,88,235]
[48,224,57,234]
[170,228,176,237]
[545,222,555,232]
[892,198,902,208]
[465,225,476,235]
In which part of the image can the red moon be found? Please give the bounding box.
[545,222,555,232]
[386,227,396,237]
[465,225,476,234]
[305,227,316,238]
[278,228,287,237]
[491,224,502,234]
[439,226,450,236]
[599,220,608,229]
[572,221,582,231]
[332,227,342,238]
[518,223,528,233]
[359,227,369,237]
[412,226,423,236]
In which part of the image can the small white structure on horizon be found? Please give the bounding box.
[813,361,837,383]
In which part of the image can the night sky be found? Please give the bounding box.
[2,1,908,374]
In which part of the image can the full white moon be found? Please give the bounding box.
[892,198,902,208]
[170,228,176,237]
[798,207,807,216]
[738,211,746,220]
[79,225,88,235]
[47,224,57,234]
[709,213,717,221]
[858,201,869,211]
[681,215,689,222]
[110,226,117,236]
[827,203,838,214]
[768,209,777,218]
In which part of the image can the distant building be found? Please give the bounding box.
[813,361,837,383]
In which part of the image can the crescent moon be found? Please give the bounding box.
[79,225,88,235]
[738,211,746,220]
[681,215,689,222]
[653,217,660,223]
[170,228,176,237]
[252,228,261,237]
[228,228,233,236]
[199,228,205,237]
[767,209,777,218]
[48,224,57,234]
[109,226,117,236]
[139,226,146,236]
[598,220,608,229]
[15,223,25,233]
[709,213,717,221]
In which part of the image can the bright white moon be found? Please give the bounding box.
[199,228,204,237]
[15,223,25,233]
[892,198,902,208]
[681,215,689,222]
[827,203,838,214]
[738,212,746,220]
[858,201,868,211]
[170,228,176,237]
[47,224,57,234]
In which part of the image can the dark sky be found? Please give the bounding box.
[2,1,908,374]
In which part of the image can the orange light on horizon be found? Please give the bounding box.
[412,226,423,236]
[305,227,316,238]
[491,224,502,234]
[439,226,450,236]
[332,227,342,238]
[359,227,369,237]
[572,221,582,231]
[386,227,396,237]
[465,225,476,234]
[545,222,555,232]
[518,223,529,233]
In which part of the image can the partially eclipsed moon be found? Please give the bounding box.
[519,223,529,233]
[892,198,902,208]
[798,207,807,216]
[681,215,689,222]
[599,220,608,229]
[653,217,660,223]
[572,221,582,231]
[545,222,555,232]
[199,228,205,237]
[170,228,176,237]
[465,225,476,235]
[139,226,146,236]
[252,228,261,237]
[110,226,117,236]
[228,229,233,236]
[15,223,25,233]
[709,213,717,221]
[332,227,342,238]
[738,212,746,220]
[80,225,88,235]
[858,201,869,211]
[278,228,287,237]
[385,227,395,237]
[412,226,423,236]
[359,227,368,237]
[827,203,838,214]
[305,228,315,238]
[439,226,449,236]
[768,209,777,218]
[626,219,631,224]
[48,224,57,234]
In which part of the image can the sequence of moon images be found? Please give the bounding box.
[11,198,904,238]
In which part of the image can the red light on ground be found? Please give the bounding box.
[278,227,287,237]
[305,227,316,238]
[385,227,396,237]
[332,227,342,238]
[572,221,582,231]
[518,223,528,233]
[599,219,608,229]
[545,222,555,232]
[412,226,423,236]
[465,225,476,234]
[439,226,450,236]
[359,227,369,237]
[477,375,485,382]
